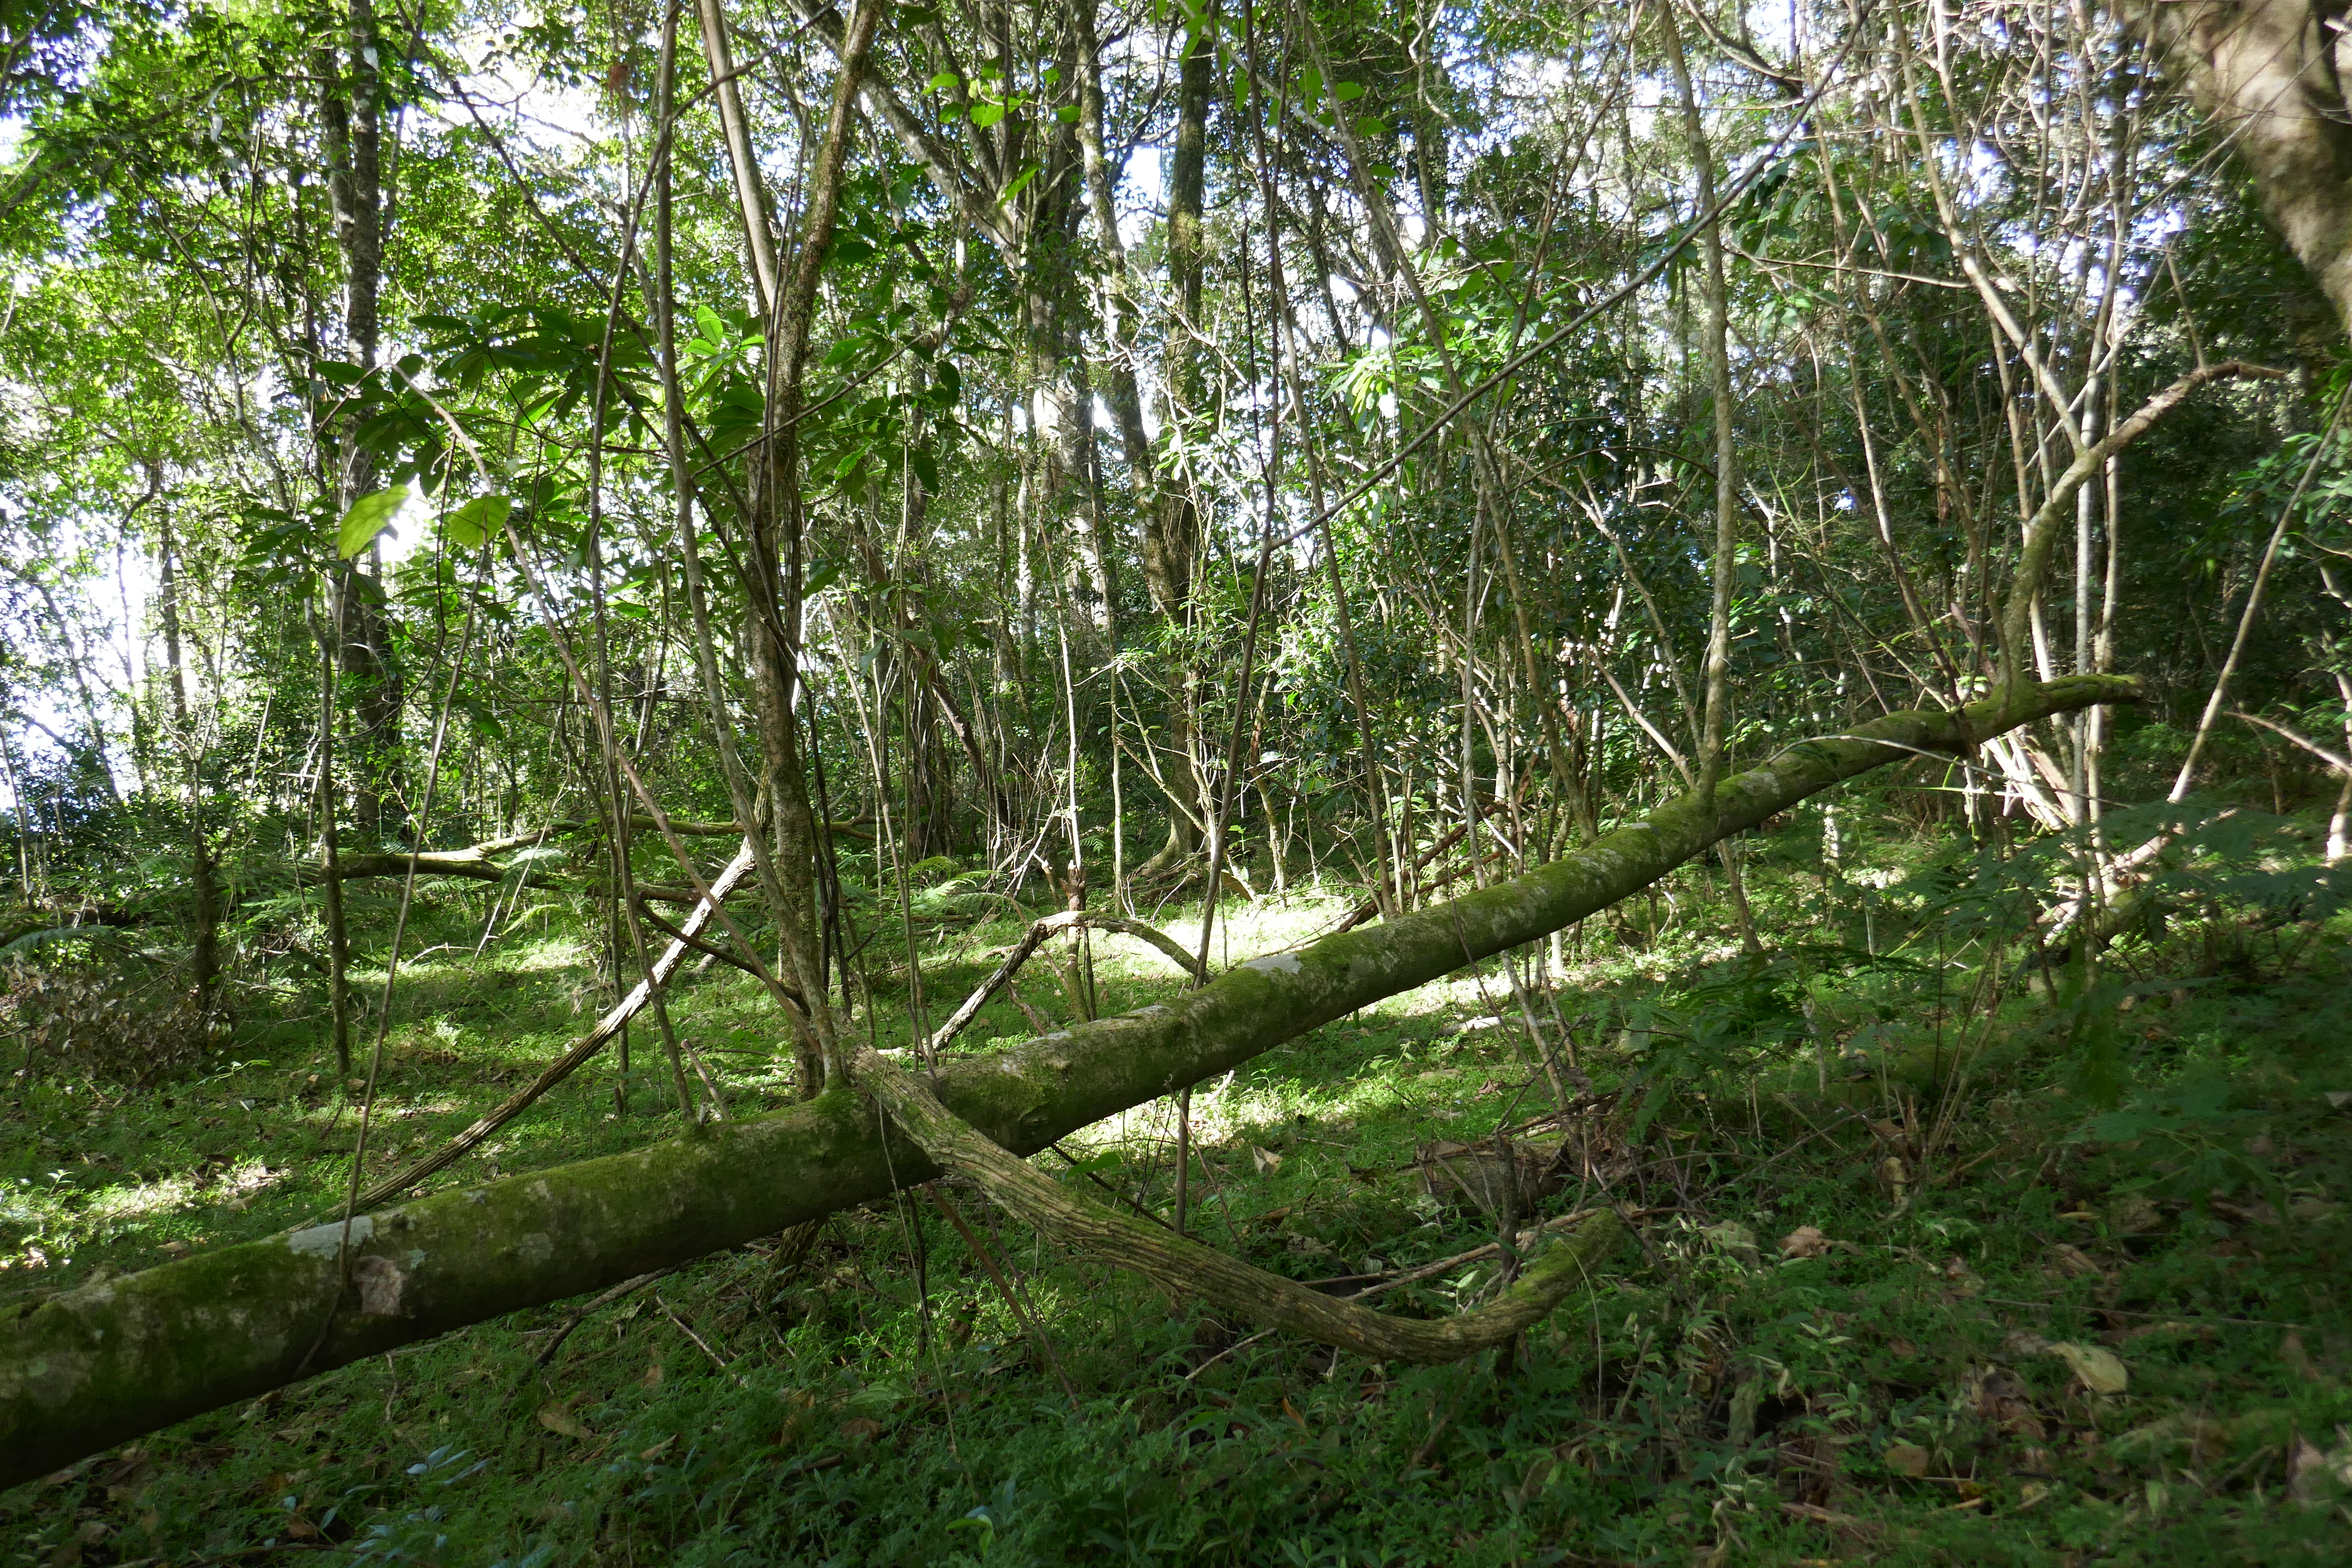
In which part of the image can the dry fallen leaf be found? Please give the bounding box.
[2046,1341,2128,1396]
[837,1417,885,1443]
[1781,1225,1831,1259]
[1251,1145,1283,1176]
[536,1402,594,1441]
[2287,1427,2352,1504]
[1971,1366,2049,1440]
[1882,1442,1932,1479]
[638,1435,676,1462]
[2047,1243,2104,1280]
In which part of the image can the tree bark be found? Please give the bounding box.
[746,0,879,1094]
[0,675,2135,1486]
[1137,7,1217,873]
[2128,0,2352,329]
[318,0,400,838]
[153,514,220,1012]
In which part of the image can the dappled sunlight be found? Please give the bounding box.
[8,0,2352,1556]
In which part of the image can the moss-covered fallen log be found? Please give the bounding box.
[0,675,2133,1488]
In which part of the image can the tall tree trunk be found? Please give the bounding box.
[2129,0,2352,331]
[315,602,354,1079]
[154,513,220,1013]
[319,0,400,839]
[1659,10,1758,951]
[1074,0,1155,517]
[748,0,880,1094]
[693,0,778,314]
[1138,6,1216,875]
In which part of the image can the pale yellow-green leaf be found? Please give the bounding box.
[2047,1341,2128,1395]
[337,487,408,559]
[444,495,512,550]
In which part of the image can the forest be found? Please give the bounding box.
[2,0,2351,1559]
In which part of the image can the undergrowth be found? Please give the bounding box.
[6,802,2352,1565]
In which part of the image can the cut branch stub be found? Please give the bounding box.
[852,1046,1620,1363]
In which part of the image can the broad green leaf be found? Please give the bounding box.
[1055,104,1079,124]
[444,495,513,550]
[337,486,409,559]
[969,101,1007,129]
[999,162,1040,205]
[910,445,939,493]
[693,303,726,343]
[1333,80,1365,101]
[927,70,959,93]
[313,360,366,386]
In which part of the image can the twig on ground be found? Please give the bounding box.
[1184,1326,1277,1380]
[533,1270,670,1369]
[655,1295,739,1381]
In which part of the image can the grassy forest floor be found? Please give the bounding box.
[5,803,2352,1566]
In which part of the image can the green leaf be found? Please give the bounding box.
[999,161,1040,205]
[444,495,513,550]
[693,303,726,343]
[927,70,959,93]
[910,445,939,493]
[337,487,409,559]
[969,101,1006,129]
[831,237,875,265]
[313,360,366,386]
[1055,104,1080,124]
[1333,80,1365,101]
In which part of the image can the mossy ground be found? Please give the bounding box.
[6,810,2352,1565]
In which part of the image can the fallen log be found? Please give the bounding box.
[0,675,2133,1487]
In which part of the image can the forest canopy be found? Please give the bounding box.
[3,0,2352,1560]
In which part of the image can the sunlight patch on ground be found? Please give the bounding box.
[3,1156,288,1270]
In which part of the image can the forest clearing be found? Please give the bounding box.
[2,0,2351,1561]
